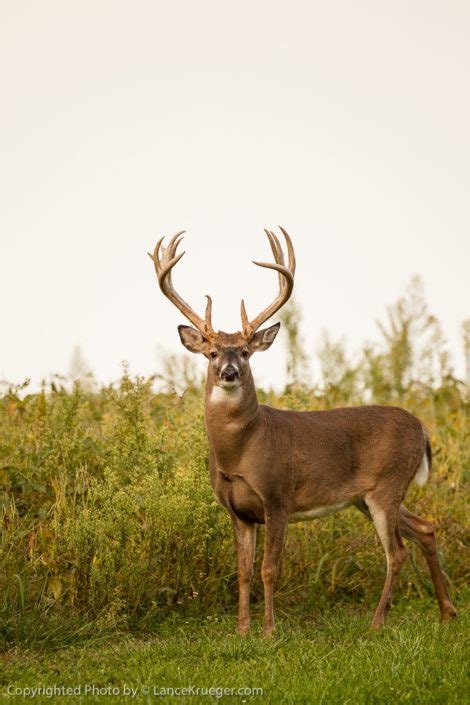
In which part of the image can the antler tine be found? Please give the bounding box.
[148,237,164,270]
[278,226,296,275]
[252,260,294,289]
[166,231,186,259]
[240,299,252,338]
[159,250,186,283]
[148,231,216,340]
[204,295,213,334]
[267,230,285,265]
[241,226,296,338]
[264,229,283,264]
[264,229,285,291]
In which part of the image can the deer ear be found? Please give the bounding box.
[249,322,280,352]
[178,325,208,354]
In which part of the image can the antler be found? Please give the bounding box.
[148,231,216,340]
[241,226,296,339]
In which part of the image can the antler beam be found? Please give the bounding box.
[241,226,296,339]
[148,231,216,340]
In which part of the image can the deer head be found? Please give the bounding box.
[148,227,295,388]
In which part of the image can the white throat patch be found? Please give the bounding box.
[210,386,243,404]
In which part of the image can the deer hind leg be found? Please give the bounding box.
[365,493,408,629]
[261,511,287,637]
[399,506,457,622]
[232,517,257,635]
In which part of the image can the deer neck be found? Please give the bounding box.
[204,368,259,470]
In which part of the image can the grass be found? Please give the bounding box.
[1,600,468,704]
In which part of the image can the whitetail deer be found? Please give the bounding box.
[148,227,456,636]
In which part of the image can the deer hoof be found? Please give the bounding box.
[440,607,457,623]
[237,622,250,636]
[263,624,275,638]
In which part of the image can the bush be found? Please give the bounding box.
[1,281,469,647]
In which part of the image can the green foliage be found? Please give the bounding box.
[463,318,470,389]
[0,279,469,650]
[279,299,310,387]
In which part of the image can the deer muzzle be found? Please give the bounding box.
[220,364,239,383]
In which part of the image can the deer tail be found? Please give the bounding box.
[415,430,432,487]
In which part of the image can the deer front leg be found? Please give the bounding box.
[232,517,257,636]
[261,511,287,637]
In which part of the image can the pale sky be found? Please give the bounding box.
[1,1,469,390]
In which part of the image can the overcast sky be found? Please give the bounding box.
[1,1,469,390]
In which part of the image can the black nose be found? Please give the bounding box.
[221,365,239,382]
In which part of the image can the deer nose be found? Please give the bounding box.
[221,365,239,382]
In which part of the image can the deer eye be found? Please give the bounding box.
[241,350,250,359]
[209,351,218,359]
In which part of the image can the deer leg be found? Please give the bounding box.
[365,494,408,629]
[261,512,287,637]
[399,505,457,622]
[231,517,257,635]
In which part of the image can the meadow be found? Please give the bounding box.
[1,279,469,702]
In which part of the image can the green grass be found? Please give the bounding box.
[1,602,468,704]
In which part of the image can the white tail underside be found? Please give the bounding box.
[414,452,429,486]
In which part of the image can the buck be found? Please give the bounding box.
[148,227,456,636]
